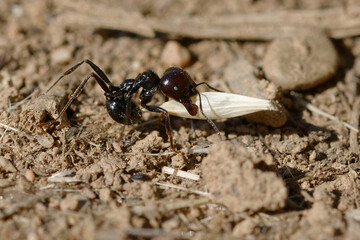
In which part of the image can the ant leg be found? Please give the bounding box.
[195,82,222,92]
[156,114,165,125]
[46,59,113,94]
[196,92,222,140]
[141,104,180,153]
[38,72,106,127]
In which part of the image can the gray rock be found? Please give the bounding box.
[263,29,338,90]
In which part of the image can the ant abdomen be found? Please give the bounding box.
[106,97,142,125]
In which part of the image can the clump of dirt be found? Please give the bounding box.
[130,131,164,153]
[19,87,69,133]
[202,141,287,212]
[293,188,346,239]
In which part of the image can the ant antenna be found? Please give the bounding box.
[194,82,222,140]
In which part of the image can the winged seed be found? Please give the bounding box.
[159,92,276,120]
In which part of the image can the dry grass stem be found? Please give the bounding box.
[126,228,172,238]
[39,184,56,190]
[189,147,210,154]
[148,6,360,39]
[56,2,360,40]
[7,89,39,111]
[51,189,81,192]
[0,193,51,219]
[291,92,359,133]
[48,169,82,183]
[48,176,82,183]
[155,182,211,197]
[131,198,210,215]
[0,122,19,132]
[123,152,175,156]
[56,0,155,37]
[345,69,360,154]
[162,166,200,181]
[349,100,360,152]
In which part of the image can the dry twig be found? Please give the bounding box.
[162,166,200,181]
[0,122,19,132]
[291,92,359,133]
[155,182,210,197]
[345,69,360,155]
[48,169,82,183]
[126,228,172,238]
[56,1,360,40]
[0,193,51,219]
[131,198,210,215]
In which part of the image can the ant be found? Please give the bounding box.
[40,59,221,152]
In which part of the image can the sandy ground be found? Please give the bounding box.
[1,0,360,239]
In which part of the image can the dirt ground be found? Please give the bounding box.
[1,0,360,239]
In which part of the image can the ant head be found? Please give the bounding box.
[105,97,142,125]
[160,67,199,116]
[161,67,197,99]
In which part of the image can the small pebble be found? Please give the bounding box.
[17,175,32,192]
[263,29,338,90]
[27,233,38,240]
[99,188,112,202]
[162,218,179,230]
[309,150,326,162]
[60,195,80,211]
[0,156,17,173]
[354,58,360,77]
[81,187,97,200]
[160,41,191,68]
[24,169,36,182]
[170,154,186,169]
[11,5,24,17]
[140,182,155,200]
[51,47,72,65]
[37,133,54,148]
[232,219,257,237]
[0,179,12,188]
[131,173,149,181]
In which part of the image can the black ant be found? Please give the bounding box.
[40,59,220,152]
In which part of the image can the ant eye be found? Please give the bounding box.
[106,98,142,125]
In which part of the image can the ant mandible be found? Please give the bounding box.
[40,59,221,152]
